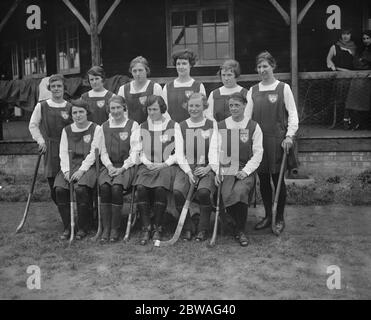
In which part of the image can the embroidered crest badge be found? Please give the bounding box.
[119,132,128,141]
[83,134,91,144]
[139,96,147,105]
[159,134,169,143]
[60,111,69,120]
[200,130,210,139]
[184,90,194,99]
[97,100,105,108]
[268,94,278,103]
[240,129,249,143]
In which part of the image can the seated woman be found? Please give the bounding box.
[54,99,101,240]
[173,92,218,241]
[81,66,115,125]
[98,95,140,243]
[216,92,263,246]
[345,30,371,130]
[133,95,190,245]
[205,59,249,122]
[163,48,206,123]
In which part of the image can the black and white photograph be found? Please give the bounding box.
[0,0,370,302]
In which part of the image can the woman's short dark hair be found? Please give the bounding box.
[340,27,352,35]
[187,92,209,110]
[228,92,247,105]
[69,99,91,117]
[87,66,106,81]
[171,48,197,67]
[109,95,127,111]
[145,95,167,114]
[129,56,150,76]
[47,74,65,91]
[217,59,241,78]
[256,51,277,69]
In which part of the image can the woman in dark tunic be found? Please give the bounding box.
[163,49,206,123]
[117,56,163,124]
[216,92,263,246]
[54,99,101,240]
[249,51,299,235]
[173,92,218,241]
[133,95,183,245]
[98,95,139,242]
[29,74,72,205]
[81,66,114,125]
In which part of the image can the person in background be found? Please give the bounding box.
[29,74,72,208]
[345,30,371,130]
[117,56,164,124]
[81,66,115,126]
[205,59,249,122]
[163,49,206,123]
[54,99,101,240]
[249,51,298,235]
[326,28,357,129]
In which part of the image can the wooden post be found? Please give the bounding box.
[290,0,299,108]
[89,0,101,66]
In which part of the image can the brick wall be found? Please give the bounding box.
[1,152,370,178]
[298,152,371,176]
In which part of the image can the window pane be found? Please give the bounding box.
[173,44,185,54]
[216,25,228,42]
[187,44,199,58]
[203,26,215,43]
[185,27,197,44]
[217,43,229,59]
[185,11,197,26]
[203,43,216,60]
[172,27,185,45]
[202,9,215,24]
[216,9,228,23]
[172,12,184,27]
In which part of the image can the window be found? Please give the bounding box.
[22,36,47,78]
[11,44,19,79]
[56,23,80,74]
[167,0,234,66]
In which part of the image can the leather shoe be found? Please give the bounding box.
[254,217,272,230]
[195,230,207,242]
[237,232,249,247]
[273,220,285,235]
[182,230,192,241]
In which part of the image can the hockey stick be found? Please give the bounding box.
[91,148,102,241]
[272,151,287,236]
[123,164,139,242]
[15,152,42,233]
[154,179,197,247]
[208,171,223,247]
[68,150,75,245]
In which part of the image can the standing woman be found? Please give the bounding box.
[81,66,115,125]
[54,99,101,240]
[98,95,140,242]
[326,28,357,128]
[216,92,263,246]
[163,49,206,123]
[205,59,249,122]
[117,56,163,124]
[133,95,186,245]
[345,30,371,130]
[29,74,72,206]
[173,92,218,241]
[249,51,299,234]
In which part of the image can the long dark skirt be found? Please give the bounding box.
[133,164,177,191]
[221,174,255,208]
[54,167,97,190]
